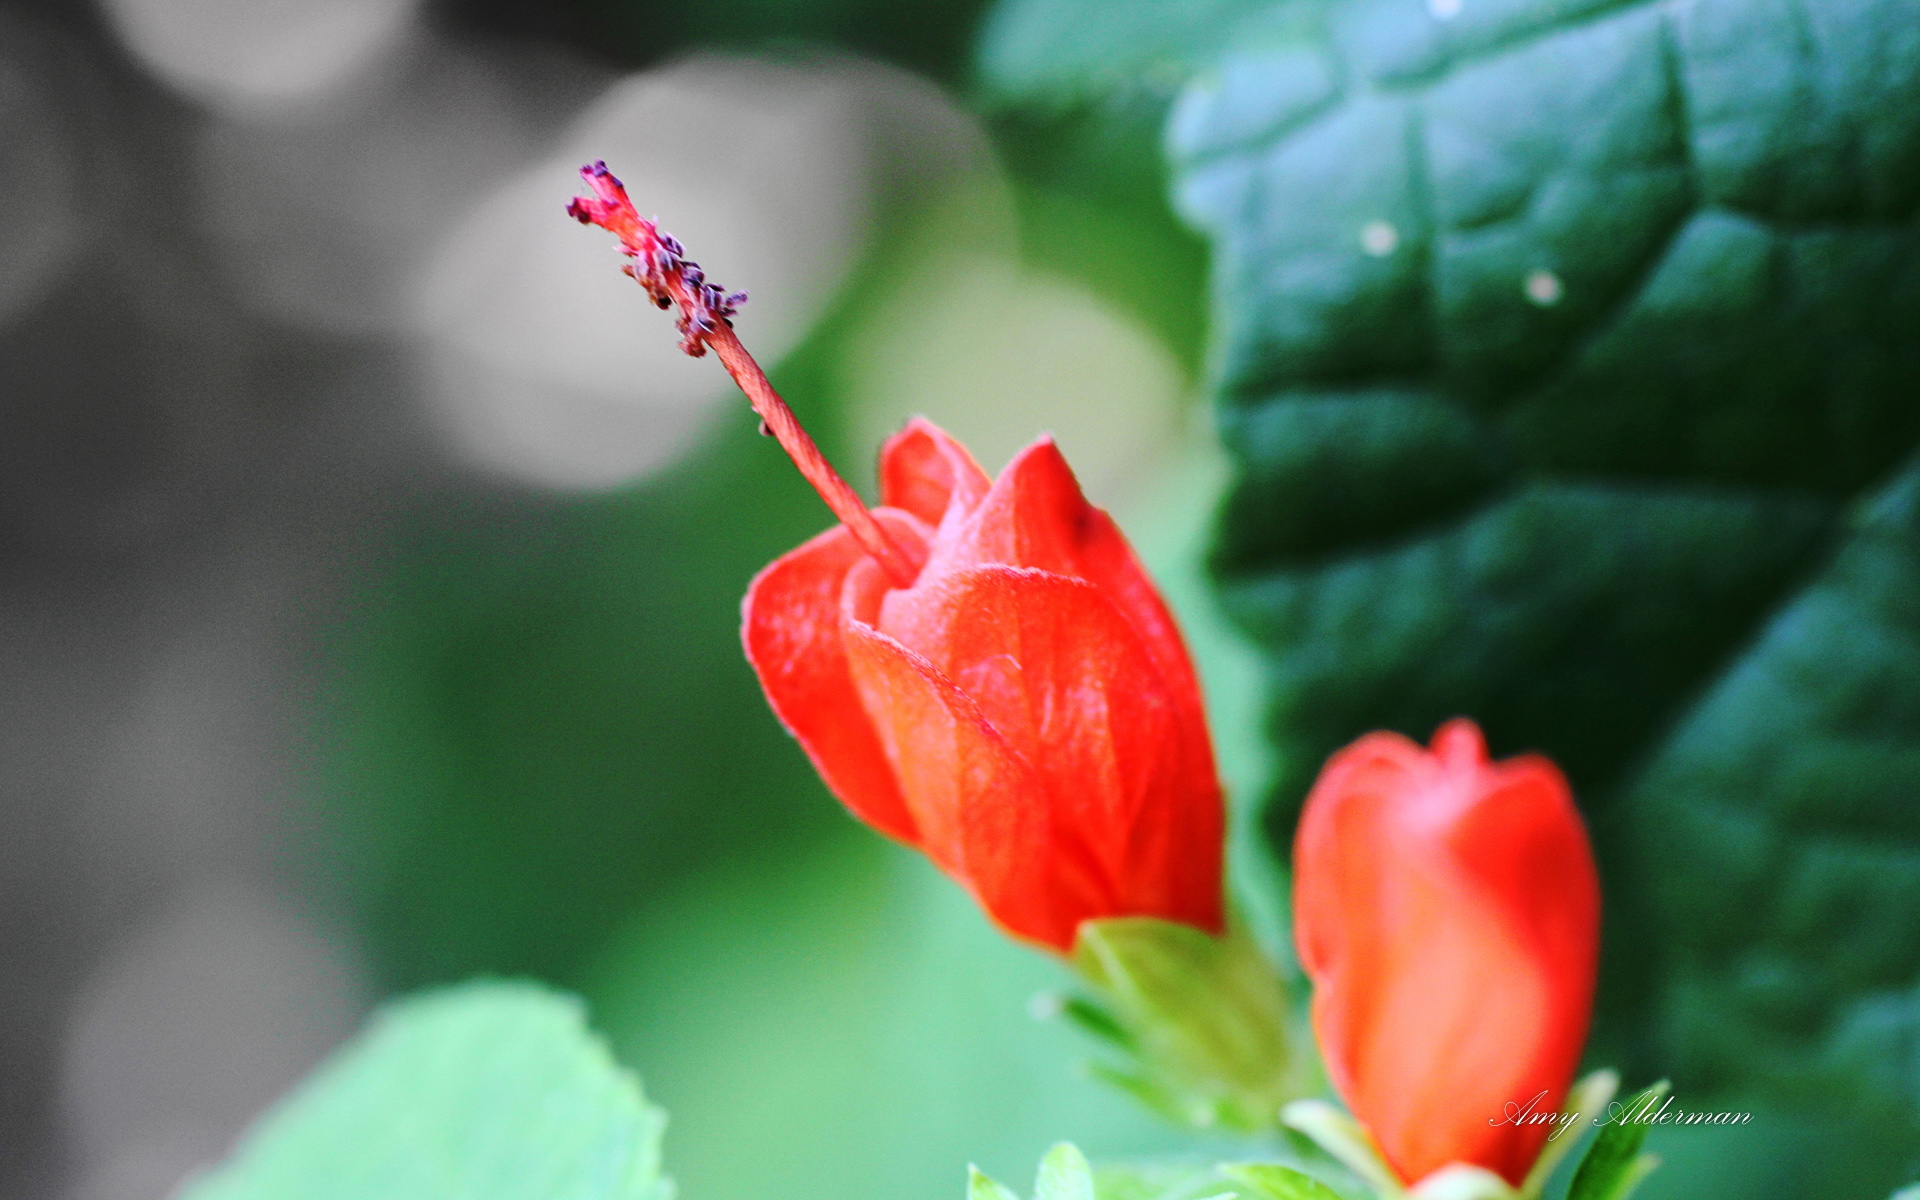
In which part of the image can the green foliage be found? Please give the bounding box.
[581,841,1200,1200]
[976,1144,1246,1200]
[984,0,1920,1150]
[1004,180,1213,377]
[978,2,1920,1197]
[1093,1163,1244,1200]
[1568,1083,1668,1200]
[978,0,1229,377]
[976,1167,1029,1200]
[181,982,669,1200]
[1627,469,1920,1105]
[973,1144,1097,1200]
[1220,1162,1343,1200]
[1071,918,1308,1132]
[1037,1144,1100,1200]
[984,1149,1358,1200]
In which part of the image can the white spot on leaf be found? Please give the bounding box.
[1525,269,1563,306]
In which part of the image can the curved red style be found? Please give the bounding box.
[743,419,1225,953]
[1293,719,1599,1188]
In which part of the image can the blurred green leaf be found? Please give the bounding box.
[580,838,1202,1200]
[967,1147,1108,1200]
[986,1149,1257,1200]
[1093,1163,1242,1200]
[978,0,1237,378]
[181,981,668,1200]
[1568,1082,1668,1200]
[1058,992,1137,1052]
[1036,1144,1098,1200]
[1071,918,1306,1133]
[1004,180,1211,377]
[977,1167,1028,1200]
[1125,0,1920,1124]
[1219,1162,1341,1200]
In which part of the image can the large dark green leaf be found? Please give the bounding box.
[1631,465,1920,1101]
[982,0,1920,1148]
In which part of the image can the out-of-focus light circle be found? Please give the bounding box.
[840,251,1188,512]
[1360,219,1399,256]
[99,0,420,113]
[420,341,726,494]
[59,885,367,1200]
[197,36,602,336]
[1526,268,1564,306]
[414,56,877,492]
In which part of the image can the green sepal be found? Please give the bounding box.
[1037,1144,1099,1200]
[1567,1082,1670,1200]
[973,1167,1026,1200]
[1094,1164,1241,1200]
[1517,1069,1618,1200]
[970,1144,1114,1200]
[1084,1061,1193,1128]
[1059,992,1138,1051]
[1071,916,1308,1132]
[1221,1163,1344,1200]
[1280,1100,1401,1198]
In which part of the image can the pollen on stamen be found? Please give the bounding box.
[567,160,747,357]
[565,158,920,587]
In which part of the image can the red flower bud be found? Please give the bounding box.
[565,166,1223,955]
[1292,719,1599,1189]
[743,419,1226,953]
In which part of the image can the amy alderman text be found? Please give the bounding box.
[1494,1090,1753,1140]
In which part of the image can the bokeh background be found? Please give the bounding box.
[3,1,1917,1199]
[0,2,1240,1198]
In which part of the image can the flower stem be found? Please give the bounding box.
[703,323,918,586]
[566,161,918,588]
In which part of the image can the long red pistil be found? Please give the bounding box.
[567,162,919,589]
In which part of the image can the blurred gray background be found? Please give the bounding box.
[0,2,1236,1198]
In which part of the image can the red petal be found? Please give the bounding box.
[877,418,991,533]
[840,617,1084,950]
[742,510,931,846]
[1444,743,1598,1179]
[1294,722,1598,1188]
[919,436,1211,742]
[883,438,1222,891]
[874,565,1224,938]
